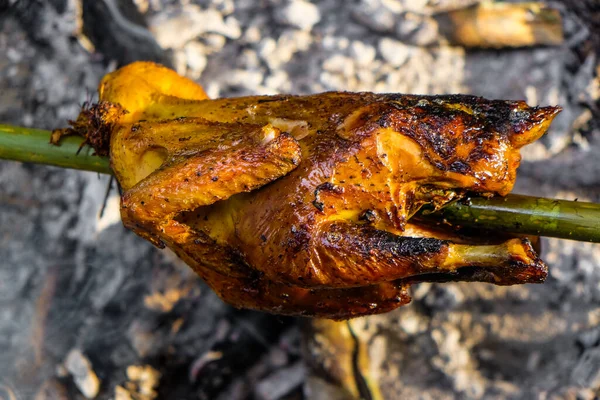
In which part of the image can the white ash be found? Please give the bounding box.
[274,0,321,31]
[65,349,101,399]
[254,361,305,400]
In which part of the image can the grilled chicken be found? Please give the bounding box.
[56,62,560,319]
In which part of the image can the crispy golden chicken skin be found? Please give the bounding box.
[58,62,560,319]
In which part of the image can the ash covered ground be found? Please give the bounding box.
[0,0,599,399]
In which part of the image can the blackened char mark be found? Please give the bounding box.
[449,160,471,174]
[285,224,312,254]
[312,182,344,212]
[257,95,290,104]
[325,223,448,261]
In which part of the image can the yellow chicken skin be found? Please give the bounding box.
[55,62,561,319]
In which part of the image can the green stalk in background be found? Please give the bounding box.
[1,123,600,243]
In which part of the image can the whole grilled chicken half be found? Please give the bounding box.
[56,62,561,319]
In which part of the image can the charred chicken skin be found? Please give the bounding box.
[58,62,560,319]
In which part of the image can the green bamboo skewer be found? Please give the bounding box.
[0,123,111,174]
[1,123,600,242]
[421,195,600,243]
